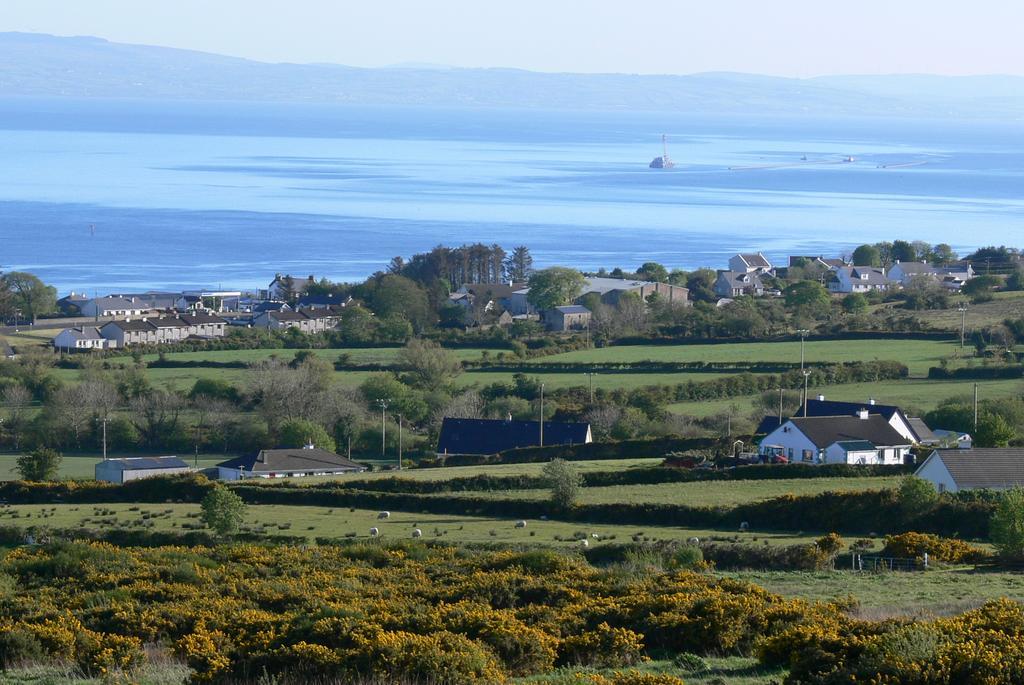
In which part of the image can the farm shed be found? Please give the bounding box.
[95,456,192,484]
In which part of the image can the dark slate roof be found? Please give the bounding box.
[268,310,309,322]
[835,440,877,451]
[104,319,156,332]
[103,456,190,471]
[218,448,366,473]
[555,305,591,315]
[922,449,1024,490]
[437,417,591,456]
[738,253,772,268]
[907,417,937,443]
[180,312,226,325]
[787,415,911,449]
[252,301,291,313]
[755,416,783,435]
[150,317,186,328]
[297,294,349,307]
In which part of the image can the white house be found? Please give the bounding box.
[95,456,192,484]
[52,327,108,351]
[729,253,774,274]
[829,266,890,294]
[914,448,1024,493]
[79,297,149,319]
[887,261,976,289]
[759,412,913,465]
[715,271,765,298]
[253,309,323,333]
[217,447,367,481]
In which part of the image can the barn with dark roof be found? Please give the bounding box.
[437,417,592,456]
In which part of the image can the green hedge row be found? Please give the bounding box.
[928,365,1024,380]
[345,463,911,495]
[425,436,722,467]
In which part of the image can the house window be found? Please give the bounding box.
[787,448,794,460]
[801,449,813,462]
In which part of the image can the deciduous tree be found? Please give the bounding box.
[200,484,246,536]
[16,447,62,481]
[527,267,585,311]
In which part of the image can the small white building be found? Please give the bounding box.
[95,456,192,484]
[729,253,774,274]
[79,297,149,319]
[759,412,912,465]
[52,326,108,351]
[915,448,1024,493]
[715,271,765,298]
[217,447,366,481]
[829,266,890,294]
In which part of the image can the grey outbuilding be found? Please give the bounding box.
[94,456,192,484]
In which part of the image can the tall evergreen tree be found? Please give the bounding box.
[504,246,534,283]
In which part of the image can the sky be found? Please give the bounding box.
[3,0,1024,77]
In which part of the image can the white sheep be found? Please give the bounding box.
[369,527,379,537]
[412,528,423,538]
[580,539,589,548]
[688,537,700,545]
[377,511,391,520]
[515,520,527,529]
[591,533,599,539]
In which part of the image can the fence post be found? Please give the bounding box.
[923,552,929,569]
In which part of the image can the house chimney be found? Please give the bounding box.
[817,394,825,402]
[868,398,876,406]
[506,412,513,422]
[303,440,315,450]
[857,408,869,420]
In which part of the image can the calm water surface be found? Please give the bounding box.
[0,97,1022,292]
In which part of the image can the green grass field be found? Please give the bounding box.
[0,454,227,481]
[443,476,902,507]
[0,502,818,547]
[668,377,1024,419]
[724,568,1024,618]
[534,338,960,376]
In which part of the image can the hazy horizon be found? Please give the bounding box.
[4,0,1024,78]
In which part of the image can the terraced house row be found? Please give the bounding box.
[51,312,228,350]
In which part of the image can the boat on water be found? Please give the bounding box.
[649,134,675,169]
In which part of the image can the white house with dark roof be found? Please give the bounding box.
[759,411,913,465]
[80,297,149,318]
[829,266,890,294]
[217,446,366,480]
[915,449,1024,493]
[729,253,774,274]
[52,326,109,351]
[714,271,765,298]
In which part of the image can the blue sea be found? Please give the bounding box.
[1,97,1022,293]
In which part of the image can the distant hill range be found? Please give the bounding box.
[2,32,1024,118]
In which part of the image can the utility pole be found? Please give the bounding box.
[397,414,403,470]
[101,417,108,461]
[958,304,968,351]
[539,383,545,447]
[585,372,596,404]
[797,329,810,373]
[974,383,979,432]
[803,370,812,417]
[778,386,784,424]
[376,399,390,459]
